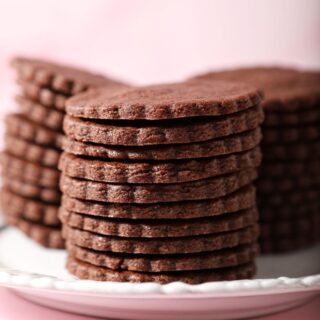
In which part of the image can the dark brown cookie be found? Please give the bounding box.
[0,188,60,225]
[259,203,320,221]
[258,189,319,206]
[12,57,124,95]
[18,79,67,110]
[5,114,63,149]
[259,159,320,178]
[258,175,320,194]
[4,215,64,249]
[262,125,320,144]
[2,175,61,204]
[63,224,259,254]
[59,207,258,238]
[260,215,320,239]
[16,96,64,130]
[264,109,320,127]
[67,243,258,272]
[262,141,320,161]
[61,185,256,219]
[1,152,60,188]
[191,67,320,112]
[4,135,60,168]
[60,168,257,203]
[66,257,256,283]
[62,128,262,161]
[66,80,263,120]
[64,106,263,146]
[59,147,261,184]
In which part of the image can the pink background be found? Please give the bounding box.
[0,0,319,318]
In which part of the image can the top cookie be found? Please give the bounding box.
[11,57,126,95]
[191,67,320,112]
[65,81,262,120]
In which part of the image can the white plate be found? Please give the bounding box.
[0,227,319,320]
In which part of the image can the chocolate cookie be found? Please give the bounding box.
[67,243,258,272]
[16,96,64,130]
[1,188,60,225]
[59,207,258,238]
[4,135,60,168]
[60,168,257,203]
[4,215,64,248]
[262,125,320,144]
[263,141,320,160]
[260,159,320,178]
[2,175,61,204]
[66,80,263,120]
[63,225,259,254]
[12,57,124,95]
[62,128,262,161]
[61,185,256,220]
[1,152,60,188]
[64,106,263,146]
[66,257,256,283]
[264,109,320,127]
[18,79,67,110]
[5,114,63,148]
[59,147,261,184]
[258,175,320,194]
[190,67,320,112]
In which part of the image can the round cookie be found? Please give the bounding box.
[59,207,258,238]
[62,127,262,161]
[61,185,256,220]
[2,175,61,204]
[4,215,64,248]
[63,224,259,254]
[67,243,258,272]
[5,114,63,149]
[12,56,123,95]
[4,135,60,168]
[60,168,257,203]
[64,106,264,146]
[59,147,261,184]
[1,152,60,188]
[65,80,263,120]
[66,257,256,283]
[16,96,64,130]
[1,188,60,225]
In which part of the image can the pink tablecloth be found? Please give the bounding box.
[0,287,319,320]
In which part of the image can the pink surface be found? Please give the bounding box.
[0,287,319,320]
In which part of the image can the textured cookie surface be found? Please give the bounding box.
[4,215,64,248]
[12,56,124,95]
[1,188,60,225]
[64,106,263,146]
[1,152,60,188]
[63,225,259,254]
[67,257,256,283]
[62,128,262,160]
[59,147,261,184]
[60,168,257,203]
[4,135,60,167]
[2,175,61,204]
[67,243,258,272]
[61,185,256,219]
[5,114,63,148]
[66,80,263,120]
[59,207,258,238]
[16,96,64,130]
[191,67,320,111]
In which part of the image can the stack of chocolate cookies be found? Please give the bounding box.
[191,68,320,253]
[1,57,121,248]
[59,81,263,283]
